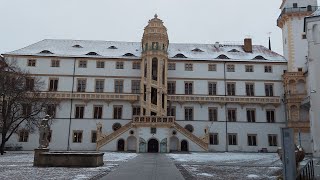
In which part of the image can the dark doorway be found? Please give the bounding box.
[117,139,125,151]
[181,140,189,152]
[148,139,159,152]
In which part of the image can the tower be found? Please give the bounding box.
[140,15,169,116]
[278,0,318,153]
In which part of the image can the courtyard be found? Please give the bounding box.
[0,151,288,180]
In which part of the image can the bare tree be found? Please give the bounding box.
[0,58,56,155]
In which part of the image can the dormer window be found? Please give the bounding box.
[123,53,136,57]
[72,45,83,48]
[192,48,204,52]
[253,55,266,60]
[108,46,117,49]
[228,49,240,53]
[39,50,53,54]
[173,53,187,58]
[216,54,230,59]
[86,52,100,56]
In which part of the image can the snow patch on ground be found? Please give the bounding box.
[247,174,260,178]
[103,152,138,162]
[197,172,214,177]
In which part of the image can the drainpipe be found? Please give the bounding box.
[224,62,228,152]
[67,58,76,151]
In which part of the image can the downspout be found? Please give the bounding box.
[224,62,228,152]
[67,58,76,151]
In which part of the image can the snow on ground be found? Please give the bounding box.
[0,151,138,180]
[167,152,281,166]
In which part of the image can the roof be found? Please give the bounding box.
[312,8,320,17]
[4,39,286,62]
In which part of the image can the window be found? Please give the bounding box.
[227,109,237,122]
[184,107,193,120]
[265,84,274,96]
[227,83,235,96]
[168,63,176,70]
[184,82,193,95]
[268,134,278,146]
[113,106,122,119]
[248,134,257,146]
[209,133,219,145]
[27,59,36,67]
[298,68,303,72]
[114,80,124,93]
[208,82,217,95]
[150,127,157,134]
[167,106,176,117]
[91,131,97,143]
[73,130,83,143]
[77,79,86,92]
[167,81,176,94]
[246,109,256,122]
[19,130,29,142]
[132,106,140,116]
[49,79,58,91]
[266,109,275,123]
[112,123,122,131]
[51,59,60,67]
[246,83,255,96]
[95,79,104,93]
[228,134,237,145]
[208,107,218,121]
[208,64,216,71]
[79,60,87,68]
[245,65,254,72]
[22,104,32,117]
[184,124,194,132]
[131,80,140,93]
[132,62,141,69]
[302,34,307,39]
[25,78,34,91]
[46,104,56,118]
[116,61,124,69]
[264,66,272,73]
[227,64,235,72]
[185,63,193,71]
[93,106,103,119]
[293,3,298,8]
[75,105,84,119]
[96,61,105,68]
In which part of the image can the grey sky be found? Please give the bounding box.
[0,0,310,55]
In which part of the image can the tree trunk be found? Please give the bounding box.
[0,135,6,155]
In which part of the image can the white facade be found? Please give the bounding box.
[305,10,320,157]
[2,17,288,153]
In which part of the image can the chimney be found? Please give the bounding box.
[214,42,220,48]
[243,38,252,53]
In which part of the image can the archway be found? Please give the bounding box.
[148,138,159,153]
[181,140,189,152]
[127,136,137,152]
[170,136,179,152]
[117,139,125,151]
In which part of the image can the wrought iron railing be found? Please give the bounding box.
[296,159,314,180]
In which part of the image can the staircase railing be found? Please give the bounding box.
[173,122,208,151]
[96,122,132,150]
[296,159,314,180]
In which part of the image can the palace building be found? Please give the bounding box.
[2,15,288,152]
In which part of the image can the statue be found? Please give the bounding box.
[38,115,51,148]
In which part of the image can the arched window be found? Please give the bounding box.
[39,50,53,54]
[123,53,136,57]
[228,49,240,53]
[184,124,194,133]
[215,54,230,59]
[312,24,320,43]
[86,52,100,56]
[173,53,187,58]
[72,45,83,48]
[112,123,122,131]
[108,46,117,49]
[191,48,204,52]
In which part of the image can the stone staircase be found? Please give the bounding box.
[173,122,208,151]
[96,122,133,150]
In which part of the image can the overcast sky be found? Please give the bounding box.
[0,0,313,55]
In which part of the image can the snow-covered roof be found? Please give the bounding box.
[4,39,286,62]
[312,8,320,17]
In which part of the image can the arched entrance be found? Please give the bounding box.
[148,139,159,152]
[170,136,179,152]
[181,140,189,152]
[117,139,125,151]
[127,136,137,152]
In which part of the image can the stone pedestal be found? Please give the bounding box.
[33,148,49,166]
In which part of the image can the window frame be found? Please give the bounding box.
[227,108,237,122]
[209,133,219,145]
[27,59,36,67]
[268,134,278,146]
[51,59,60,67]
[77,79,87,92]
[227,64,235,72]
[265,83,274,97]
[208,82,217,95]
[91,130,97,143]
[78,60,87,68]
[208,64,217,71]
[247,134,257,146]
[245,83,255,96]
[131,80,140,94]
[167,81,176,95]
[184,81,193,95]
[132,61,141,69]
[266,109,275,123]
[95,79,104,93]
[113,105,123,119]
[264,65,272,73]
[246,108,256,122]
[73,130,83,143]
[96,61,105,68]
[167,106,176,117]
[116,61,124,69]
[93,105,103,119]
[49,78,59,91]
[75,105,85,119]
[18,130,29,142]
[208,107,218,121]
[168,63,176,70]
[184,63,193,71]
[184,107,194,121]
[228,133,237,145]
[227,82,236,96]
[245,65,254,72]
[114,79,124,93]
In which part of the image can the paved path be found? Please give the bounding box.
[100,153,185,180]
